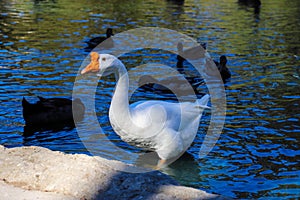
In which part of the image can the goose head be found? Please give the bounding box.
[81,52,119,76]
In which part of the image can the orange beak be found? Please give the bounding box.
[81,52,100,74]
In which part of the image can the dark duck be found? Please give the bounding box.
[238,0,261,8]
[238,0,261,19]
[138,74,204,96]
[85,28,114,50]
[214,55,231,83]
[136,42,207,95]
[176,43,231,84]
[176,42,207,68]
[22,96,85,126]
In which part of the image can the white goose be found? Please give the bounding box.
[81,52,210,168]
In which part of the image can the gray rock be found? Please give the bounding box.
[0,145,223,200]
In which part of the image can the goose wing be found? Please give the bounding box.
[129,94,209,131]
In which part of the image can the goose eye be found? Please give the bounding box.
[102,57,106,61]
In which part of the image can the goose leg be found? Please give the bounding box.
[155,129,183,170]
[155,159,167,170]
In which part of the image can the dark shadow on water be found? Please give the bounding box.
[166,0,185,6]
[135,151,202,187]
[165,152,202,187]
[96,152,222,200]
[237,0,261,21]
[22,122,89,155]
[95,170,178,200]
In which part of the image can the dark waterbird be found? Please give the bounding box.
[176,42,231,83]
[137,42,208,95]
[166,0,185,6]
[22,96,85,126]
[214,55,231,83]
[238,0,261,19]
[238,0,261,7]
[85,28,114,50]
[138,74,205,96]
[176,42,207,68]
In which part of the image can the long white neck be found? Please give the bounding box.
[109,60,131,128]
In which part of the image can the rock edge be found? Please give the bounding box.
[0,145,223,200]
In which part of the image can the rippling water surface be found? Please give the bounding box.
[0,0,299,199]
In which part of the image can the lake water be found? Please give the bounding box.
[0,0,299,199]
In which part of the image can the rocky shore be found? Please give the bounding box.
[0,145,224,200]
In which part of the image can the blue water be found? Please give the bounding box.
[0,0,299,199]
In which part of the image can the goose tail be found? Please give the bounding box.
[195,94,210,109]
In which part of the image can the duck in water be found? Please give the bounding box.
[214,55,231,83]
[85,28,114,50]
[22,96,85,126]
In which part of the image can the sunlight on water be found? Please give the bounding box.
[0,0,299,198]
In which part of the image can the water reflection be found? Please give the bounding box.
[23,122,75,136]
[0,0,299,199]
[238,0,261,21]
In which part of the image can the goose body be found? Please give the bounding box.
[22,96,85,125]
[81,52,209,167]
